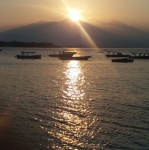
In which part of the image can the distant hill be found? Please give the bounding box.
[0,19,149,48]
[0,41,59,48]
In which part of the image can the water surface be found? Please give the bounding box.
[0,48,149,150]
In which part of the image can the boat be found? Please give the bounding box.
[106,51,130,57]
[49,53,60,57]
[59,55,92,60]
[129,52,149,59]
[112,57,134,63]
[62,49,76,55]
[15,51,41,59]
[49,50,76,57]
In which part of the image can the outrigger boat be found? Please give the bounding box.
[15,51,41,59]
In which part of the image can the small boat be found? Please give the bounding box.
[112,57,134,63]
[49,53,60,57]
[62,49,76,55]
[129,52,149,59]
[49,50,76,57]
[106,51,130,57]
[59,55,92,60]
[15,51,41,59]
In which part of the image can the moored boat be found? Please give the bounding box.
[15,51,41,59]
[112,57,134,63]
[59,55,92,60]
[106,51,130,57]
[49,53,60,57]
[129,52,149,59]
[49,50,76,57]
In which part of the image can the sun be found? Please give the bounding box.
[69,9,81,22]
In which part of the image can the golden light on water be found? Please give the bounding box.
[39,2,101,148]
[63,61,85,100]
[41,60,99,149]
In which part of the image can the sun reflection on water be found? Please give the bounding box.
[63,61,85,101]
[41,61,99,149]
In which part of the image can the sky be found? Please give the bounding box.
[0,0,149,32]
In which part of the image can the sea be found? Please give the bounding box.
[0,48,149,150]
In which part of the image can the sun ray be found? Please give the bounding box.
[76,21,98,48]
[60,0,98,48]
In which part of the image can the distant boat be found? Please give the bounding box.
[49,53,60,57]
[49,50,76,57]
[106,51,130,57]
[59,55,92,60]
[112,57,134,63]
[129,52,149,59]
[15,51,41,59]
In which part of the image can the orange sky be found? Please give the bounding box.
[0,0,149,32]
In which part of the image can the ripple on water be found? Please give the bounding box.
[1,48,149,150]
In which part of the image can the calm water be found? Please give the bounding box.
[0,48,149,150]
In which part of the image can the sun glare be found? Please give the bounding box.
[69,9,81,22]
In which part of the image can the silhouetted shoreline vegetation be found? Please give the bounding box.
[0,41,60,48]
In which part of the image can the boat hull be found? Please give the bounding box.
[59,56,92,60]
[106,54,130,57]
[112,58,133,63]
[129,56,149,59]
[16,55,41,59]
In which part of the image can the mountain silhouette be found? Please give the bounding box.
[0,19,149,47]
